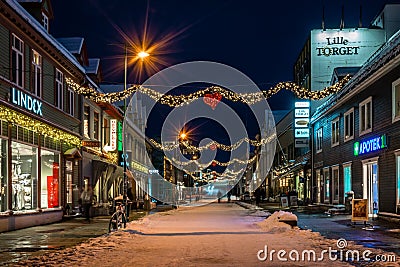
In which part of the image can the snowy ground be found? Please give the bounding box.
[13,203,399,267]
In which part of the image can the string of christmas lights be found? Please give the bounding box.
[0,106,81,147]
[168,153,258,168]
[66,75,351,105]
[148,133,276,152]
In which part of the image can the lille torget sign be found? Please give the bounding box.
[354,134,387,156]
[11,87,43,116]
[316,36,360,57]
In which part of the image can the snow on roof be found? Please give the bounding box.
[17,0,42,2]
[57,37,84,54]
[85,58,100,74]
[5,0,86,74]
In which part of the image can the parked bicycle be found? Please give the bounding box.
[108,201,127,232]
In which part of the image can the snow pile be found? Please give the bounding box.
[257,210,297,233]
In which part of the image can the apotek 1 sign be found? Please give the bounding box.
[354,134,387,156]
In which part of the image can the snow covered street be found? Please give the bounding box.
[13,203,399,266]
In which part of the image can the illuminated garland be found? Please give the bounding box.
[0,106,81,147]
[169,153,257,168]
[66,75,351,105]
[148,133,276,152]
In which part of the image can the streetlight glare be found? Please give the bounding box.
[138,51,150,59]
[180,132,187,140]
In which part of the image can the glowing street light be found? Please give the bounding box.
[138,51,150,60]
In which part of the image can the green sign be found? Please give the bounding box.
[354,134,387,156]
[117,121,123,151]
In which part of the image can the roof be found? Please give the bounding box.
[56,37,84,54]
[332,67,361,78]
[5,0,86,73]
[85,58,100,74]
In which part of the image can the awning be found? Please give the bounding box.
[64,147,82,160]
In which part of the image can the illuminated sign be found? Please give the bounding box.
[110,119,117,151]
[11,87,43,116]
[117,121,123,151]
[295,101,310,108]
[316,36,360,57]
[295,128,309,138]
[82,140,100,147]
[295,118,309,128]
[131,160,149,173]
[354,134,387,156]
[295,108,309,118]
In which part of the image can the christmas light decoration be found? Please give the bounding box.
[0,106,81,147]
[148,133,276,152]
[66,74,351,105]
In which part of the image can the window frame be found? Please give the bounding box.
[55,69,64,110]
[332,165,339,203]
[331,117,339,147]
[67,86,74,117]
[93,111,100,140]
[359,96,373,136]
[392,78,400,123]
[32,49,42,98]
[42,12,49,32]
[316,127,323,153]
[11,34,24,88]
[323,167,330,203]
[344,108,354,142]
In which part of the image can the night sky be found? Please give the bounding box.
[50,0,397,168]
[50,0,395,110]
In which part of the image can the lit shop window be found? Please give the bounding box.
[344,108,354,142]
[332,166,339,203]
[41,150,60,209]
[11,142,37,211]
[324,168,330,203]
[343,164,352,203]
[359,97,372,135]
[0,138,8,212]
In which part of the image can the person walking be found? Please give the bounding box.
[81,186,93,222]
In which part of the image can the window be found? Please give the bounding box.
[84,105,90,139]
[397,154,400,214]
[103,118,110,146]
[331,117,339,147]
[323,168,330,203]
[12,34,24,87]
[344,108,354,141]
[40,150,60,209]
[93,112,99,140]
[0,138,8,212]
[66,161,73,204]
[359,97,372,135]
[42,13,49,32]
[343,163,352,203]
[32,50,42,98]
[316,127,323,153]
[55,69,63,109]
[332,166,339,203]
[67,86,74,116]
[392,78,400,123]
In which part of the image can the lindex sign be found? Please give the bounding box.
[354,134,387,156]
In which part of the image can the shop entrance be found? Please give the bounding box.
[362,158,379,217]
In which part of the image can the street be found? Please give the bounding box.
[4,202,399,267]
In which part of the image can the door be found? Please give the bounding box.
[363,160,379,217]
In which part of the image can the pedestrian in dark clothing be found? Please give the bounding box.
[81,186,93,222]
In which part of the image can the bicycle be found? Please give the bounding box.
[108,202,127,232]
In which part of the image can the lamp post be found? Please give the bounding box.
[122,44,149,210]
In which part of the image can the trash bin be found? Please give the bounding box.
[345,191,354,213]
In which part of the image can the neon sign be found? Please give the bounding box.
[11,87,43,116]
[354,134,387,156]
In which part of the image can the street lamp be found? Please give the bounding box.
[123,44,150,207]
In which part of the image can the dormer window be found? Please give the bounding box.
[42,12,49,32]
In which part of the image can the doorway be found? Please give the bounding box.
[362,158,379,217]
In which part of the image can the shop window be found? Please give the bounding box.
[343,163,352,203]
[332,166,339,203]
[55,69,63,110]
[11,142,37,211]
[103,118,110,146]
[392,78,400,123]
[12,34,24,88]
[331,117,339,147]
[323,168,330,203]
[32,50,42,98]
[66,161,73,204]
[359,96,372,135]
[396,154,400,214]
[316,127,323,153]
[40,150,60,209]
[0,139,8,212]
[344,108,354,142]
